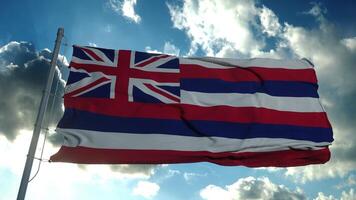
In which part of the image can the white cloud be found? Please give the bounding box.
[200,185,232,200]
[163,41,180,56]
[122,0,141,23]
[132,180,160,199]
[88,42,97,47]
[314,192,337,200]
[280,5,356,182]
[183,172,207,182]
[259,6,281,37]
[144,42,180,56]
[0,132,152,199]
[108,0,141,23]
[341,37,356,52]
[200,176,306,200]
[145,46,162,54]
[167,0,264,57]
[340,189,356,200]
[314,189,355,200]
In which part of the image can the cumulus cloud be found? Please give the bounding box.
[163,41,180,56]
[341,37,356,52]
[167,0,265,57]
[0,41,66,142]
[107,0,141,23]
[145,41,181,56]
[132,180,160,199]
[168,0,356,182]
[259,6,281,37]
[281,4,356,183]
[110,164,156,177]
[167,0,290,58]
[314,189,355,200]
[0,41,159,177]
[200,176,306,200]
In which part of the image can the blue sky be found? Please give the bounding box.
[1,0,356,199]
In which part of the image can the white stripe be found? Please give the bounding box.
[180,57,313,69]
[71,80,111,98]
[71,57,116,67]
[180,58,234,69]
[80,46,114,65]
[65,75,102,94]
[110,76,116,99]
[181,90,324,112]
[57,128,330,153]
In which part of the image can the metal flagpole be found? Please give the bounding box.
[17,27,64,200]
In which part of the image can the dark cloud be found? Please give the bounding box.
[0,41,66,141]
[0,41,158,176]
[110,164,156,175]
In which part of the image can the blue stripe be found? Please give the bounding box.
[181,79,319,97]
[135,51,159,63]
[133,86,163,103]
[157,85,180,97]
[79,83,111,98]
[86,46,115,62]
[66,71,90,85]
[156,58,179,69]
[73,47,91,60]
[58,109,333,143]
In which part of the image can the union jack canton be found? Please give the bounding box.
[66,46,180,104]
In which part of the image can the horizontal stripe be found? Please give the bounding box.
[182,105,331,128]
[58,109,333,143]
[56,128,330,152]
[50,146,330,167]
[180,57,313,69]
[182,79,319,97]
[181,90,323,112]
[181,64,317,83]
[64,98,332,128]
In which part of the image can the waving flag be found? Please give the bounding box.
[50,45,333,167]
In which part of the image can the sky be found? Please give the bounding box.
[0,0,356,199]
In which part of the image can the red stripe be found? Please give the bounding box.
[144,83,180,103]
[181,64,318,83]
[50,146,330,167]
[117,50,131,105]
[182,104,332,128]
[70,62,180,82]
[136,54,171,67]
[64,77,110,97]
[63,98,331,128]
[81,48,104,62]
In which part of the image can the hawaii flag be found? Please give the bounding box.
[50,45,333,167]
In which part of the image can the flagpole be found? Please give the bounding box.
[17,27,64,200]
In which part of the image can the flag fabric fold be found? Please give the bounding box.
[50,45,333,167]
